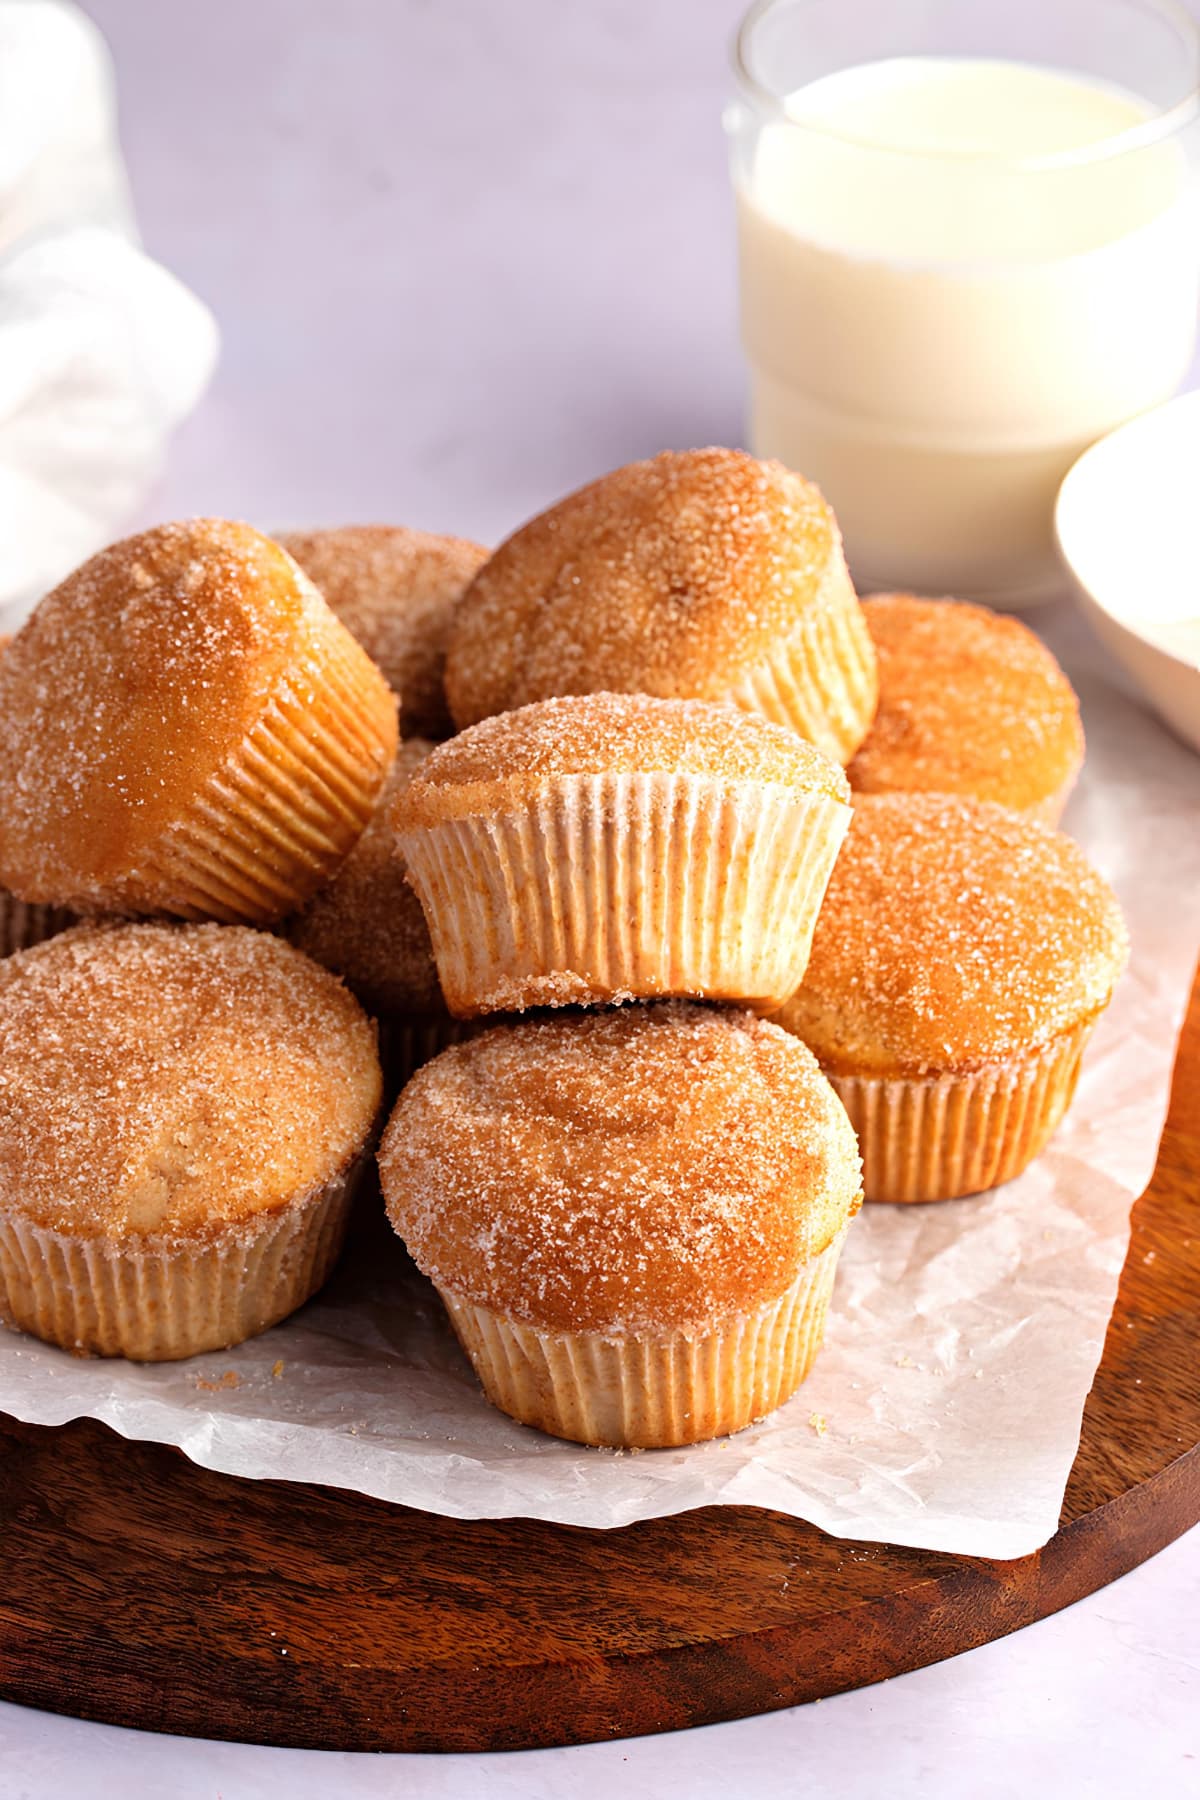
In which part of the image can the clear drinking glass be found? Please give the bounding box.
[727,0,1200,605]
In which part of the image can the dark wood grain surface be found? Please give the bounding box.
[1,966,1197,1753]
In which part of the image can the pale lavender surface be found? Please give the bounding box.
[88,0,749,545]
[2,2,1197,1793]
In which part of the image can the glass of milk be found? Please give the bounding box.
[728,0,1200,605]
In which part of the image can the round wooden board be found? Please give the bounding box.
[1,967,1197,1755]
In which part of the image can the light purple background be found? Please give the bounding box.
[2,3,1198,1795]
[92,0,748,547]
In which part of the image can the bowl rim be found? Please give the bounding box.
[1055,389,1200,674]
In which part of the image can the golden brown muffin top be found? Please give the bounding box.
[278,525,487,739]
[444,448,850,728]
[286,739,442,1017]
[379,1002,861,1336]
[0,923,381,1241]
[778,794,1128,1076]
[847,595,1085,816]
[0,519,395,909]
[395,691,849,829]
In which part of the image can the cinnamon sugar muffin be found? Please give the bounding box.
[394,691,852,1016]
[0,521,398,924]
[777,795,1128,1202]
[378,1003,862,1447]
[0,923,381,1359]
[285,739,469,1080]
[278,526,488,739]
[445,448,878,762]
[848,595,1085,822]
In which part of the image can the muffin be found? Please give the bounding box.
[0,520,398,924]
[278,525,488,739]
[378,1003,862,1447]
[445,448,878,762]
[394,691,852,1017]
[285,739,469,1082]
[0,923,381,1359]
[777,795,1128,1202]
[848,594,1085,822]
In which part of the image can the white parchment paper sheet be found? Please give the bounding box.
[0,608,1195,1558]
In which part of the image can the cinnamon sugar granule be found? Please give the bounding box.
[445,448,850,727]
[848,595,1084,815]
[396,691,848,831]
[780,794,1128,1074]
[286,739,442,1015]
[378,1002,862,1336]
[279,526,487,738]
[0,923,381,1239]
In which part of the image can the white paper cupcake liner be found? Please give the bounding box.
[439,1227,848,1448]
[121,622,396,924]
[829,1020,1094,1203]
[726,572,878,764]
[401,772,849,1016]
[0,1155,364,1361]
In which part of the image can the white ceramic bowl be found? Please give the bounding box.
[1056,390,1200,756]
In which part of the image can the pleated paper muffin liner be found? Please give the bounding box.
[440,1227,849,1449]
[0,1154,364,1362]
[401,772,850,1017]
[0,892,76,958]
[120,619,396,924]
[828,1018,1096,1203]
[726,575,879,765]
[380,1011,478,1092]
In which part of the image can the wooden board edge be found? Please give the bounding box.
[1,1435,1196,1753]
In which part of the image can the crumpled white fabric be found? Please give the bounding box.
[0,0,217,631]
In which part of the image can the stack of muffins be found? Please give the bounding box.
[0,450,1128,1454]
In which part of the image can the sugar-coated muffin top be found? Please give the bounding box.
[445,447,857,727]
[394,691,850,829]
[378,1001,862,1335]
[0,923,381,1239]
[0,519,396,909]
[286,739,443,1017]
[279,525,488,739]
[847,595,1085,817]
[778,794,1128,1075]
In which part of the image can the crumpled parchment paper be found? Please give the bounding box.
[0,606,1194,1558]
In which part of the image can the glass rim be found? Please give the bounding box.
[731,0,1200,171]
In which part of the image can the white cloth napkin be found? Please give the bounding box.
[0,0,217,632]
